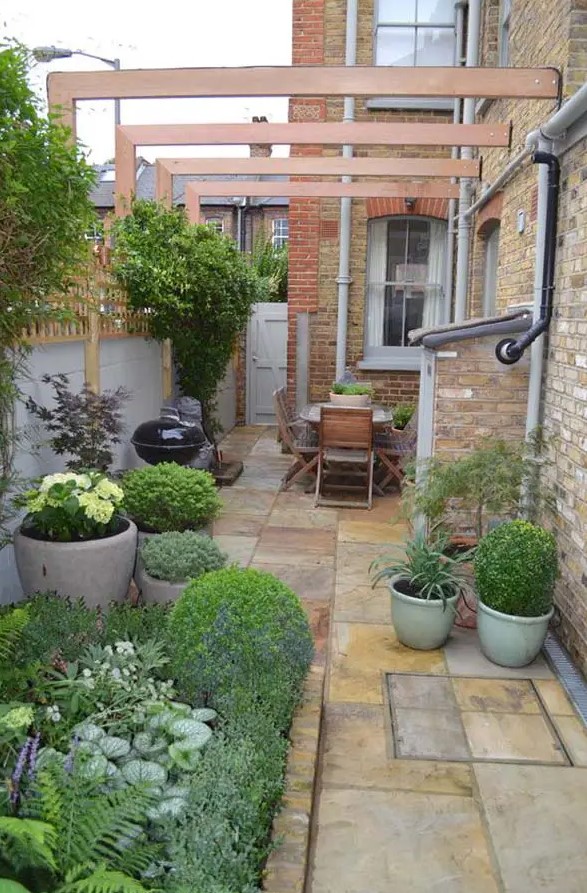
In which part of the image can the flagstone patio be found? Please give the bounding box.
[216,426,587,893]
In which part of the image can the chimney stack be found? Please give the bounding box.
[250,115,272,158]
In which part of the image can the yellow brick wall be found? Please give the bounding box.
[473,0,587,672]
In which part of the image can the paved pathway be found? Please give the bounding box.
[216,426,587,893]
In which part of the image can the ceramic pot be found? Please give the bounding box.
[477,601,553,667]
[14,518,137,609]
[134,556,188,604]
[329,392,371,407]
[389,575,459,650]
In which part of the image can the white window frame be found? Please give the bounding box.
[370,0,456,111]
[360,215,447,371]
[482,224,501,317]
[499,0,511,66]
[272,217,289,248]
[205,216,224,234]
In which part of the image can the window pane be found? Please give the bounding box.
[376,27,416,65]
[378,0,416,23]
[415,26,455,65]
[417,0,455,24]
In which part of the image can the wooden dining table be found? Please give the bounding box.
[299,402,394,427]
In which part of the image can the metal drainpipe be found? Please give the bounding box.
[334,0,358,380]
[444,0,466,324]
[454,0,482,322]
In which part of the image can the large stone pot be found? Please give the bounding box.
[389,575,459,650]
[14,518,137,609]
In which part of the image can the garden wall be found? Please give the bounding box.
[0,336,163,606]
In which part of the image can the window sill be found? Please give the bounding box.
[358,349,422,372]
[365,98,455,112]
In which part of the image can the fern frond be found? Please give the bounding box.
[58,862,151,893]
[0,815,57,872]
[0,607,29,664]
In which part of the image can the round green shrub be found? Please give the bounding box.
[474,519,558,617]
[168,567,314,730]
[122,463,222,532]
[141,531,228,582]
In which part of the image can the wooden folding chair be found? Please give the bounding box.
[314,406,374,509]
[374,411,418,492]
[273,389,319,490]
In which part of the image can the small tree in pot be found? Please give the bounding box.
[370,533,474,650]
[474,520,558,667]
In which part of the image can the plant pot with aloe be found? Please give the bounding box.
[370,533,474,650]
[135,530,229,603]
[403,436,552,628]
[474,519,558,667]
[329,381,373,407]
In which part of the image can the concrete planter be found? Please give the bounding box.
[134,556,188,604]
[477,601,554,668]
[389,575,459,650]
[329,392,371,408]
[14,519,137,609]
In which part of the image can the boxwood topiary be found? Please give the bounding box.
[168,567,314,731]
[141,531,228,582]
[474,519,558,617]
[121,463,222,532]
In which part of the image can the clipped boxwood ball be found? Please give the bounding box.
[122,463,221,533]
[474,519,558,617]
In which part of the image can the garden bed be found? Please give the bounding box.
[0,567,314,893]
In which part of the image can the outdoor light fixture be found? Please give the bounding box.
[404,197,417,210]
[32,46,121,126]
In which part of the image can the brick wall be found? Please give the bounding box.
[290,0,451,409]
[472,0,587,672]
[541,134,587,674]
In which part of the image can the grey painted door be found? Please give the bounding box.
[246,302,287,424]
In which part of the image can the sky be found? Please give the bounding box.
[3,0,293,163]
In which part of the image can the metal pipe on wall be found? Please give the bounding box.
[444,0,467,324]
[334,0,358,380]
[454,0,482,322]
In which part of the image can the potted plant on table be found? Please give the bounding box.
[329,382,373,408]
[474,519,558,667]
[391,403,415,432]
[13,471,136,608]
[135,530,228,603]
[369,533,474,650]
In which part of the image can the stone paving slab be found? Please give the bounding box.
[213,534,258,567]
[249,563,334,602]
[475,764,587,893]
[311,788,500,893]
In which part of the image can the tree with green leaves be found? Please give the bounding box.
[111,199,264,427]
[249,231,288,302]
[0,43,97,544]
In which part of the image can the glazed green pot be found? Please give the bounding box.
[388,575,459,650]
[477,601,553,667]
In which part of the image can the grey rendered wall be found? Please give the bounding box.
[0,337,162,605]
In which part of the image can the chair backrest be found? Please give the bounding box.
[319,407,373,452]
[273,388,298,453]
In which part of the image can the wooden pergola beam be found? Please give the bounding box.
[182,179,460,222]
[119,121,512,148]
[48,66,559,137]
[156,156,479,178]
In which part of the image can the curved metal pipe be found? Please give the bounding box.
[496,151,560,364]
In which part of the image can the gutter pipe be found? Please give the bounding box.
[495,151,560,365]
[444,0,466,324]
[334,0,358,380]
[453,0,482,322]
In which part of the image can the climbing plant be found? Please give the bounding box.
[250,231,288,302]
[0,43,97,545]
[111,199,264,424]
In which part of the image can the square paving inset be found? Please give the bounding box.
[386,673,572,765]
